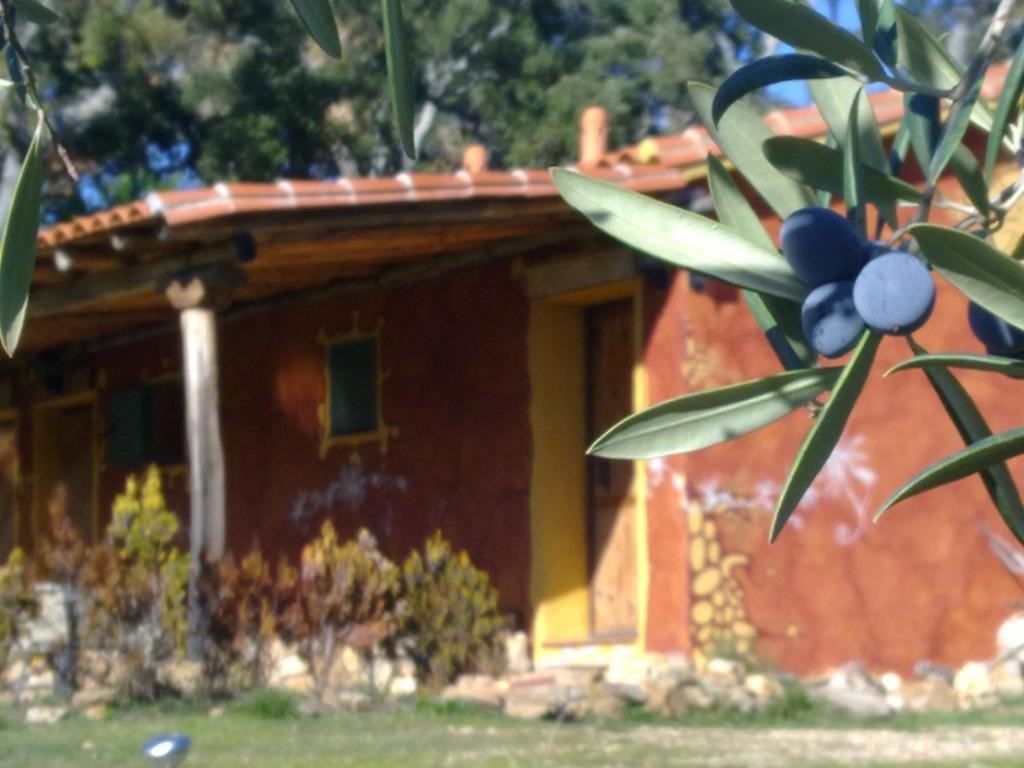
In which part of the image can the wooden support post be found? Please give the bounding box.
[166,265,242,659]
[180,306,226,560]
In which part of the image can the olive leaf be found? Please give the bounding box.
[707,154,815,370]
[690,82,815,220]
[884,339,1024,545]
[589,367,842,460]
[730,0,885,81]
[0,113,44,355]
[382,0,416,159]
[858,0,879,51]
[843,89,867,239]
[712,54,846,125]
[763,137,921,206]
[771,331,881,542]
[887,353,1024,379]
[950,145,991,217]
[287,0,341,59]
[877,428,1024,531]
[16,0,58,25]
[905,93,941,170]
[551,168,807,301]
[895,8,993,132]
[985,34,1024,183]
[910,225,1024,331]
[808,76,888,174]
[927,76,984,188]
[872,0,899,67]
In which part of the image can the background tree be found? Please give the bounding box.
[901,0,1024,63]
[8,0,756,217]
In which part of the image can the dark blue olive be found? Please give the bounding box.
[780,207,864,288]
[863,240,927,269]
[862,241,889,262]
[853,252,935,335]
[801,280,865,358]
[968,302,1024,356]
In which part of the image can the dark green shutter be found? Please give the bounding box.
[149,380,185,465]
[106,381,185,467]
[107,387,151,467]
[328,338,378,435]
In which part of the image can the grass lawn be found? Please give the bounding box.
[2,695,1024,768]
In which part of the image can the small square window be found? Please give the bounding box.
[327,338,379,436]
[107,380,185,468]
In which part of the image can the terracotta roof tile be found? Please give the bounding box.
[36,61,1013,251]
[147,188,224,209]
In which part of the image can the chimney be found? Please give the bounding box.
[578,106,608,168]
[462,144,489,174]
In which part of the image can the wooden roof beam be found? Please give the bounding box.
[155,198,575,243]
[29,241,241,318]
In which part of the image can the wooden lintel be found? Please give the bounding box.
[524,248,640,301]
[29,242,238,318]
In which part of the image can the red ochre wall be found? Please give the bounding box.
[18,158,1024,677]
[92,255,534,627]
[641,213,1024,677]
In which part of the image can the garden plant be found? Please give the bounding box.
[13,475,504,706]
[401,531,505,689]
[83,468,189,699]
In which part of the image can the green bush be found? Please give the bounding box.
[83,467,189,700]
[235,688,300,720]
[0,549,34,677]
[762,681,815,721]
[401,532,505,689]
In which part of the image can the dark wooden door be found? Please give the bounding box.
[585,299,637,638]
[33,402,95,544]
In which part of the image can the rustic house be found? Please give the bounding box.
[3,66,1024,677]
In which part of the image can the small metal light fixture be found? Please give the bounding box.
[54,248,74,272]
[142,734,191,768]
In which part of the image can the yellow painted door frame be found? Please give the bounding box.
[528,278,649,663]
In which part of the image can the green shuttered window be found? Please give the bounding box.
[107,380,185,468]
[327,337,379,436]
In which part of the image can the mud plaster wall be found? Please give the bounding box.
[642,260,1024,677]
[16,146,1024,674]
[90,255,533,626]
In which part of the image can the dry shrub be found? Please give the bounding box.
[38,501,89,693]
[200,548,285,692]
[277,522,403,696]
[402,531,505,689]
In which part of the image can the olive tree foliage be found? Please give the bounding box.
[269,0,1024,554]
[901,0,1024,64]
[552,0,1024,545]
[341,0,1024,543]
